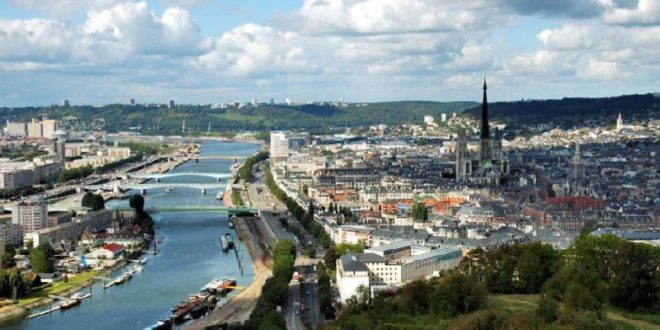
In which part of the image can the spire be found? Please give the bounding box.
[573,142,581,164]
[480,76,489,140]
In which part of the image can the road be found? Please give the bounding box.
[246,160,330,329]
[285,281,306,330]
[301,267,323,328]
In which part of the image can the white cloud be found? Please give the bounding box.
[0,18,75,62]
[195,24,319,76]
[2,0,660,105]
[578,58,620,80]
[604,0,660,25]
[83,2,205,56]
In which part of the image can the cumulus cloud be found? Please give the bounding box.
[83,2,205,56]
[604,0,660,25]
[276,0,504,35]
[0,18,75,62]
[195,24,318,76]
[578,58,620,80]
[2,0,660,105]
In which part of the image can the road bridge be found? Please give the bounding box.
[84,182,226,195]
[108,205,258,214]
[191,155,248,161]
[127,172,231,182]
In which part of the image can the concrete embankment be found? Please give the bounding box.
[186,217,274,329]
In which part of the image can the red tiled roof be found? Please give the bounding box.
[102,243,124,253]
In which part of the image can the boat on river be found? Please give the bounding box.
[225,233,234,249]
[220,234,230,252]
[170,294,210,323]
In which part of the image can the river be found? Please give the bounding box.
[5,141,260,330]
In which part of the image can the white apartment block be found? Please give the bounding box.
[12,203,49,233]
[270,131,289,164]
[336,242,462,303]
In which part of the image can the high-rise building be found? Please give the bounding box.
[54,138,66,161]
[441,113,447,122]
[270,132,289,164]
[5,121,27,137]
[63,100,70,107]
[27,118,42,138]
[130,99,136,105]
[12,203,49,233]
[169,100,175,108]
[41,119,58,139]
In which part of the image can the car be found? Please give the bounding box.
[295,310,299,315]
[306,291,311,295]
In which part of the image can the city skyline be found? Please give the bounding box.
[1,0,660,106]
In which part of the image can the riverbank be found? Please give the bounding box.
[0,259,128,325]
[186,217,272,329]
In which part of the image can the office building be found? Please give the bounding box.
[270,132,289,164]
[41,120,58,139]
[12,203,49,233]
[0,221,24,247]
[336,242,462,303]
[5,121,27,137]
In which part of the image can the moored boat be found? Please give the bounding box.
[220,234,229,252]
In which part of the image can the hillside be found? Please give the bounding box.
[464,93,660,127]
[0,101,476,134]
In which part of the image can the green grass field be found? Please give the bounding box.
[17,270,98,308]
[488,294,660,330]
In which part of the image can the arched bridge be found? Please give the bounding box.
[84,182,226,195]
[108,205,258,214]
[127,172,231,182]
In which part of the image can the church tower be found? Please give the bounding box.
[479,78,491,162]
[616,112,624,132]
[572,142,584,181]
[455,128,470,182]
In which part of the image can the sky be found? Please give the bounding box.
[1,0,659,106]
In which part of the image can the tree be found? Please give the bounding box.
[82,192,105,211]
[29,244,54,273]
[411,203,428,222]
[431,273,487,317]
[324,246,337,270]
[129,194,145,214]
[258,309,286,330]
[344,284,370,315]
[2,244,16,269]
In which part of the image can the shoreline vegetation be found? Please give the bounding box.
[0,259,127,326]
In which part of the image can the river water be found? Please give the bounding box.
[5,141,260,330]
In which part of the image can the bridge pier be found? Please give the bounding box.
[201,188,207,195]
[141,189,147,195]
[155,178,160,183]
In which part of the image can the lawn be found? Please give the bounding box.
[17,270,99,308]
[488,294,660,330]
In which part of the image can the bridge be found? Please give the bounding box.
[108,205,258,214]
[84,182,226,195]
[191,155,248,160]
[127,172,231,182]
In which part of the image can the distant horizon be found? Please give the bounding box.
[2,90,659,109]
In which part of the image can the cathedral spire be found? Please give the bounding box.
[481,77,489,140]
